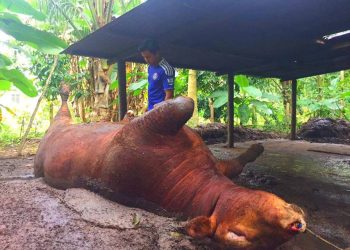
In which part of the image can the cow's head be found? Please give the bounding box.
[129,97,306,249]
[186,189,306,249]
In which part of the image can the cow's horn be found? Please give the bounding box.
[130,96,194,135]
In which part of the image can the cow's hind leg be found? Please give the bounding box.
[216,144,264,178]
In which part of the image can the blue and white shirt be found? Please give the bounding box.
[148,58,175,110]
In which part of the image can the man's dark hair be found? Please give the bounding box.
[138,39,159,54]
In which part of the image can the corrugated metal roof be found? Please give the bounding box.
[63,0,350,79]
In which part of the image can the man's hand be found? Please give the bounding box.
[165,89,174,100]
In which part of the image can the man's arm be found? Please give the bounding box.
[161,64,175,100]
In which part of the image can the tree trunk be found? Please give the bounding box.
[188,69,199,126]
[17,56,58,156]
[87,1,115,121]
[281,80,291,115]
[91,59,110,121]
[209,98,215,123]
[281,80,292,123]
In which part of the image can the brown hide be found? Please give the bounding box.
[34,95,306,250]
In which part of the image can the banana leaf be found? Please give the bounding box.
[0,0,46,21]
[0,68,37,97]
[0,54,12,67]
[0,79,11,90]
[0,13,67,54]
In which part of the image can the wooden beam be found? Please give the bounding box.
[227,73,234,148]
[118,61,127,121]
[291,79,297,140]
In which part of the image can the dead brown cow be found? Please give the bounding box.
[34,88,306,250]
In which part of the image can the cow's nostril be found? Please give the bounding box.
[289,220,305,233]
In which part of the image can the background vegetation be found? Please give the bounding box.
[1,0,349,147]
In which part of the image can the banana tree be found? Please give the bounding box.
[35,0,143,120]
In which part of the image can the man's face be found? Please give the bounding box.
[141,50,159,66]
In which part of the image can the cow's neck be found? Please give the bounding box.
[159,164,242,218]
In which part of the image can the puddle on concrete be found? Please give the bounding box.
[250,152,350,189]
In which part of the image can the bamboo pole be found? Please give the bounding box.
[17,56,58,156]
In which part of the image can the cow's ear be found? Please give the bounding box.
[185,216,215,238]
[129,97,194,135]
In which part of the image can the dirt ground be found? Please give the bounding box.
[297,118,350,145]
[194,123,281,145]
[0,139,349,250]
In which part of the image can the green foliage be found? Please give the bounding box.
[204,72,349,130]
[235,74,249,87]
[175,69,189,95]
[0,108,47,147]
[0,103,15,116]
[0,0,348,137]
[30,53,86,101]
[0,123,21,146]
[0,68,38,97]
[0,0,46,20]
[0,54,12,67]
[242,86,262,98]
[128,79,147,96]
[109,80,119,90]
[0,53,37,97]
[297,72,350,119]
[114,0,143,15]
[196,71,227,121]
[0,0,67,99]
[0,13,67,54]
[209,90,227,108]
[0,80,11,90]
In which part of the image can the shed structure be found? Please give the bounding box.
[63,0,350,147]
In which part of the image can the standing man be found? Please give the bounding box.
[138,39,175,111]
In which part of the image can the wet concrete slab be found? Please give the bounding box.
[210,139,350,249]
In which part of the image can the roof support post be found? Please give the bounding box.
[118,60,127,121]
[227,73,234,148]
[291,79,297,140]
